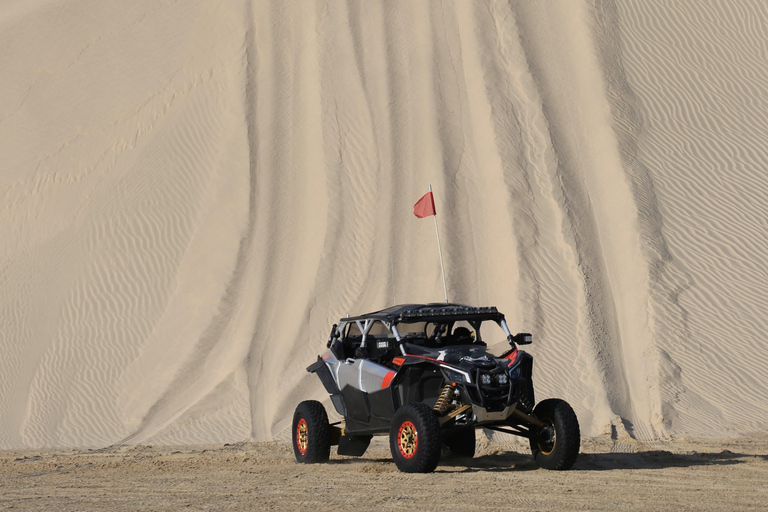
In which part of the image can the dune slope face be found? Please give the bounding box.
[2,0,767,448]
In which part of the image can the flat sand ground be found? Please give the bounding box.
[2,436,767,511]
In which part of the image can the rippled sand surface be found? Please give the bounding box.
[2,0,768,449]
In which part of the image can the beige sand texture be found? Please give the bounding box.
[3,437,768,511]
[2,0,768,450]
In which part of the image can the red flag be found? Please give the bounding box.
[413,191,436,218]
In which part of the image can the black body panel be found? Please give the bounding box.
[367,388,396,423]
[341,384,370,424]
[394,365,443,408]
[342,385,393,433]
[337,435,372,456]
[307,358,340,394]
[308,357,346,416]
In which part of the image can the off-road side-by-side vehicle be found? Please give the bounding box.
[292,303,580,473]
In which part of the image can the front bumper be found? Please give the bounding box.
[471,403,545,427]
[472,403,518,423]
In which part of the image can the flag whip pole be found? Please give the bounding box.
[430,184,449,303]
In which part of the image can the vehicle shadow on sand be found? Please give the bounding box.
[328,449,764,473]
[328,452,540,473]
[439,449,761,473]
[573,449,763,471]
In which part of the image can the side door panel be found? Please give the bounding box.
[336,358,396,430]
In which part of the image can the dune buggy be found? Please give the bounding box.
[292,303,580,473]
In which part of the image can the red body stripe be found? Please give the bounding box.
[381,371,396,388]
[404,354,461,369]
[505,349,518,366]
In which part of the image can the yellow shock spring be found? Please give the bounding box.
[433,384,455,415]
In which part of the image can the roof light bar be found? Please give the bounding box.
[399,306,498,319]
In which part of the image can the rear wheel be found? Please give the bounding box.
[292,400,331,463]
[529,398,580,470]
[389,403,441,473]
[444,427,476,458]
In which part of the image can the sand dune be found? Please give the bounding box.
[2,0,768,449]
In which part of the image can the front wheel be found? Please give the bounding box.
[389,403,441,473]
[529,398,580,470]
[292,400,331,463]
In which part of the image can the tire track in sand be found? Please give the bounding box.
[511,0,660,439]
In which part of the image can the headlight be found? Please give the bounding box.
[442,367,471,384]
[480,374,492,385]
[497,374,508,385]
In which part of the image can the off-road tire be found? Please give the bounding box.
[292,400,331,464]
[444,427,476,458]
[529,398,580,470]
[389,403,441,473]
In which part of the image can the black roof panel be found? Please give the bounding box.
[341,303,504,324]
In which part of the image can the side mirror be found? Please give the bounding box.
[513,332,532,345]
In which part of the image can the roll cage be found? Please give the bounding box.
[327,303,528,364]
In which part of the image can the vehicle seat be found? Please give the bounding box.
[341,335,361,360]
[443,326,474,346]
[360,335,398,364]
[329,338,346,360]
